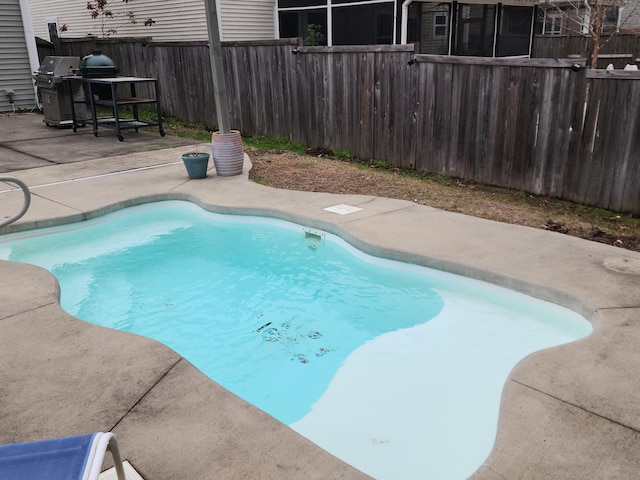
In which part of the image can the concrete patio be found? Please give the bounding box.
[1,113,639,479]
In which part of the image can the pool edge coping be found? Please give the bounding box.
[1,151,640,479]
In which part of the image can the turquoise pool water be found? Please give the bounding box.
[0,201,592,480]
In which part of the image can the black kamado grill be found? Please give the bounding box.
[80,50,118,79]
[80,50,118,101]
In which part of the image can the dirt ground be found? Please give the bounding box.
[248,149,640,253]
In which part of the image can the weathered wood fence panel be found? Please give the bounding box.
[412,56,587,199]
[567,72,640,211]
[533,33,640,67]
[50,39,639,214]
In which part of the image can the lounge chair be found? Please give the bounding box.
[0,432,126,480]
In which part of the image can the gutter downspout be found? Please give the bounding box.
[401,0,413,44]
[450,2,457,55]
[393,0,398,44]
[215,0,224,41]
[18,0,39,105]
[528,5,535,57]
[327,0,333,47]
[274,2,281,39]
[493,3,500,57]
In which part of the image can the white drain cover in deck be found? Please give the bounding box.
[323,204,363,215]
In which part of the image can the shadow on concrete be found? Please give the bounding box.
[0,112,199,173]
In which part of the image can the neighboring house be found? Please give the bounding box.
[279,0,638,53]
[536,0,640,35]
[279,0,537,57]
[0,0,39,112]
[620,0,640,30]
[400,0,537,56]
[27,0,537,58]
[28,0,276,42]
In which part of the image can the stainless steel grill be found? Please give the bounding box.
[34,56,86,127]
[34,56,79,88]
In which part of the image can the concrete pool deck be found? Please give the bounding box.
[1,114,640,478]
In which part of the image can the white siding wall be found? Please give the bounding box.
[0,0,37,112]
[28,0,275,42]
[220,0,275,40]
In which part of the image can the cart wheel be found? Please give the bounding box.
[117,134,124,142]
[159,129,165,137]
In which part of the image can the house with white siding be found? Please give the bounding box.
[28,0,277,43]
[0,0,39,112]
[27,0,541,57]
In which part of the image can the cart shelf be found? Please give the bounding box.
[78,77,165,141]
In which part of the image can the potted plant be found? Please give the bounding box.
[181,152,210,179]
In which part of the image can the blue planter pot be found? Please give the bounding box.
[181,152,210,179]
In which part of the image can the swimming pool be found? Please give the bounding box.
[0,201,592,480]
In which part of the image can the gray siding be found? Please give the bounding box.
[0,0,37,112]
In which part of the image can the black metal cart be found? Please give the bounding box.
[81,76,165,141]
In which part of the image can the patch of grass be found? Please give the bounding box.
[161,117,214,142]
[334,150,356,161]
[94,107,214,141]
[242,135,306,154]
[252,177,273,186]
[370,159,390,169]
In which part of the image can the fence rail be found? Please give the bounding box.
[47,38,640,214]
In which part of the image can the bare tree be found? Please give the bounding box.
[86,0,155,38]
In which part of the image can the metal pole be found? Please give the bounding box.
[204,0,231,134]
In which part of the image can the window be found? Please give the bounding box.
[543,12,563,35]
[603,6,620,33]
[433,12,449,39]
[45,16,60,42]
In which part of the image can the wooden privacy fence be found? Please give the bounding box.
[413,56,640,213]
[52,38,640,214]
[532,33,640,66]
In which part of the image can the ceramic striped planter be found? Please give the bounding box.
[212,130,244,176]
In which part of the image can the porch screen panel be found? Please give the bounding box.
[279,8,328,45]
[332,3,395,45]
[452,3,496,56]
[420,3,451,54]
[496,6,533,56]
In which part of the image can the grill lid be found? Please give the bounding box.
[37,56,80,76]
[80,50,118,77]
